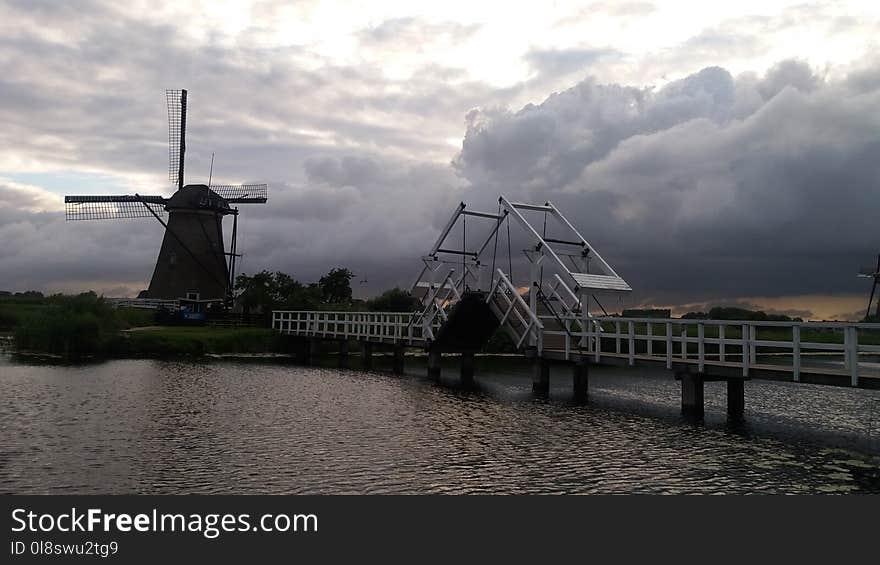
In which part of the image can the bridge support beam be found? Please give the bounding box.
[727,379,745,418]
[532,357,550,395]
[338,340,349,369]
[393,345,405,374]
[361,342,373,370]
[679,371,704,417]
[460,351,475,386]
[299,338,319,365]
[286,336,304,362]
[573,361,589,403]
[428,349,441,381]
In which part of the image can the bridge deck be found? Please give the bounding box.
[273,310,880,390]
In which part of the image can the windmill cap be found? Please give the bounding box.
[167,184,231,212]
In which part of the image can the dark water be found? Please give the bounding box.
[1,351,879,494]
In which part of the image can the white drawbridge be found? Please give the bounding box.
[409,195,631,354]
[272,195,880,403]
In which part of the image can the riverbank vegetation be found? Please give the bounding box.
[2,267,422,359]
[4,292,282,358]
[121,327,283,357]
[8,292,153,357]
[5,271,875,360]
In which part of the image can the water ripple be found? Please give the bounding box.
[0,355,878,494]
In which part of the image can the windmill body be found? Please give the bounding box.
[145,184,230,301]
[64,90,268,307]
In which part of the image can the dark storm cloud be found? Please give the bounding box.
[454,59,880,306]
[0,180,161,294]
[0,1,878,309]
[234,155,460,289]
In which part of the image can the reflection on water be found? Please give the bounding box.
[0,352,878,494]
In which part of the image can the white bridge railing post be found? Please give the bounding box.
[628,321,635,366]
[846,326,859,387]
[697,323,705,373]
[680,325,687,360]
[665,322,672,369]
[749,325,757,366]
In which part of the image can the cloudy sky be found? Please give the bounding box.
[1,0,879,319]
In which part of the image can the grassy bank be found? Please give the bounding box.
[11,293,156,358]
[120,327,283,357]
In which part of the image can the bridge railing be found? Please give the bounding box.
[487,269,543,352]
[418,270,463,340]
[540,316,880,385]
[107,297,180,310]
[272,310,432,345]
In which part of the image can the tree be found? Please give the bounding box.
[234,269,351,313]
[319,268,355,304]
[367,288,420,312]
[234,271,276,314]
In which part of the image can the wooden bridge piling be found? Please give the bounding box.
[532,357,550,395]
[676,364,748,418]
[727,378,745,418]
[361,342,373,370]
[678,369,704,417]
[428,349,442,381]
[392,345,405,374]
[460,352,475,386]
[308,338,319,365]
[573,361,589,403]
[337,340,349,369]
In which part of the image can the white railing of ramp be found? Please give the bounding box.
[272,311,432,345]
[487,269,543,353]
[541,317,880,386]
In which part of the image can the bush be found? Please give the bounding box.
[0,295,52,330]
[13,293,125,357]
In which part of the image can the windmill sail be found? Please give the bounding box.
[210,183,268,203]
[65,195,167,221]
[167,89,187,190]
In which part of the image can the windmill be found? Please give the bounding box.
[64,90,268,308]
[858,254,880,321]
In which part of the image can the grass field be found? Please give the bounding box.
[121,326,282,357]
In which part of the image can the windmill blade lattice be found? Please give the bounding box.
[210,183,268,203]
[64,195,167,221]
[166,89,186,189]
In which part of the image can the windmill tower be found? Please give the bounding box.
[858,254,880,321]
[64,90,268,306]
